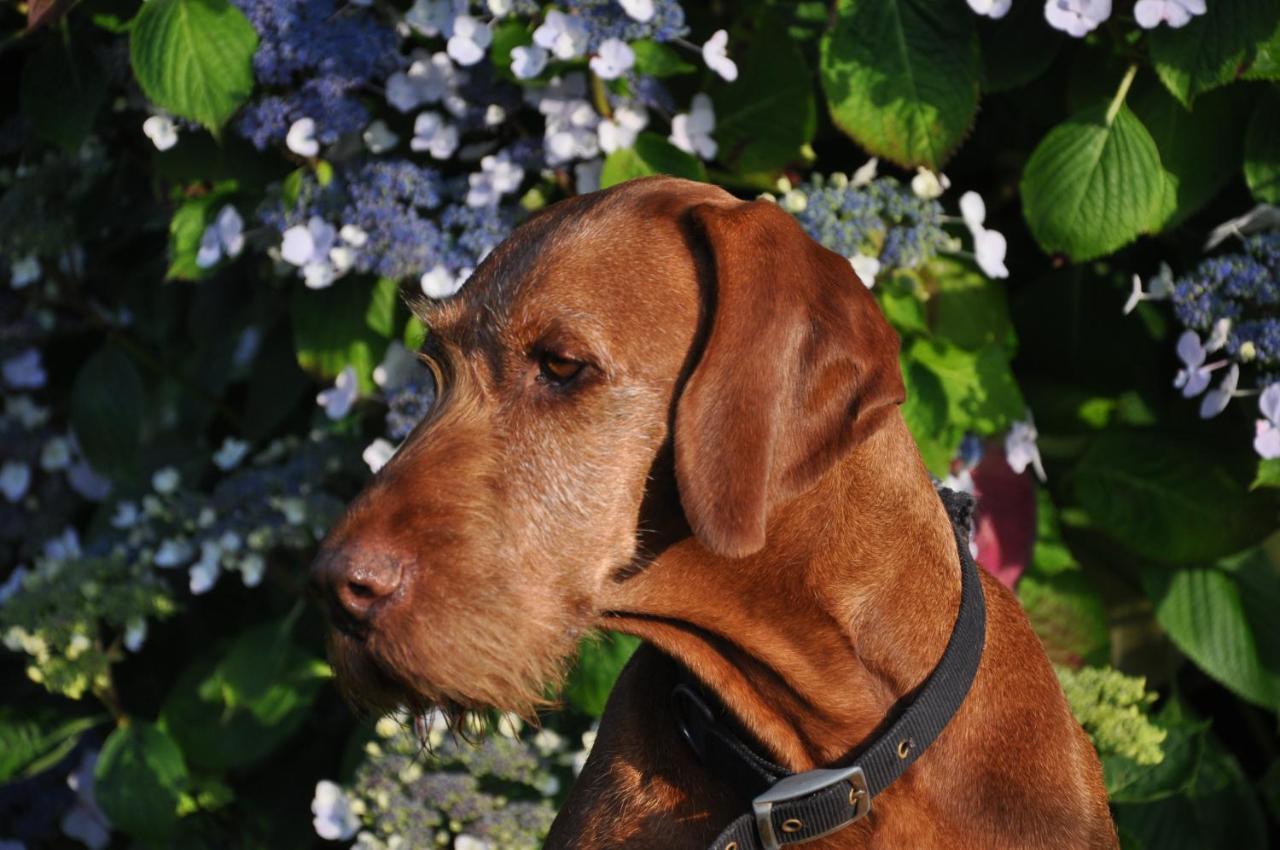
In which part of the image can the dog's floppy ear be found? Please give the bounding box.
[674,198,905,558]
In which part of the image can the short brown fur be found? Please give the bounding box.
[311,177,1118,849]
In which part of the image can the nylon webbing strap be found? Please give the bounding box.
[676,488,986,850]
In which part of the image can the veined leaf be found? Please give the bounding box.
[820,0,979,169]
[95,722,188,842]
[1020,105,1163,262]
[130,0,258,132]
[1244,89,1280,204]
[599,132,706,189]
[1074,432,1273,564]
[1148,0,1279,107]
[70,345,147,481]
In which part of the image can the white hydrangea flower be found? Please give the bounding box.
[196,205,246,269]
[466,152,525,207]
[152,466,180,494]
[61,751,109,850]
[910,167,950,199]
[67,461,110,502]
[1134,0,1205,27]
[1044,0,1112,37]
[1254,383,1280,459]
[454,836,491,850]
[189,540,222,594]
[213,437,250,471]
[851,157,879,187]
[959,191,1009,279]
[0,566,29,605]
[312,780,361,841]
[619,0,654,22]
[420,264,464,299]
[670,94,717,160]
[0,462,31,503]
[967,0,1012,17]
[281,217,339,290]
[701,30,738,82]
[410,112,460,159]
[240,553,266,587]
[447,15,492,66]
[404,0,464,37]
[850,253,881,288]
[387,51,458,113]
[511,44,549,79]
[153,538,194,568]
[39,437,71,471]
[3,348,47,389]
[597,105,648,153]
[363,438,398,474]
[111,501,140,529]
[362,119,399,154]
[142,115,178,151]
[123,617,148,652]
[286,117,320,158]
[1199,363,1239,419]
[589,37,635,80]
[533,10,590,60]
[1005,415,1046,481]
[317,366,359,420]
[10,255,41,289]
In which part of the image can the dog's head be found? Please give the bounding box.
[311,176,903,721]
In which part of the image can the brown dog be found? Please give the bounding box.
[311,176,1118,849]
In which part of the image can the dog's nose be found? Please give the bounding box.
[310,546,404,623]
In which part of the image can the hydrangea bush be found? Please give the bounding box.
[2,0,1279,847]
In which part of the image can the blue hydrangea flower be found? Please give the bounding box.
[562,0,688,47]
[791,176,949,271]
[231,0,400,149]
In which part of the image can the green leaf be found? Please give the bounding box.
[1148,565,1280,709]
[20,34,107,152]
[291,279,397,393]
[1073,432,1274,564]
[1018,495,1108,665]
[1244,89,1280,203]
[95,721,189,842]
[564,633,640,717]
[1113,702,1267,850]
[1104,718,1206,803]
[929,257,1014,352]
[166,186,237,280]
[1148,0,1280,107]
[129,0,258,132]
[599,132,707,189]
[1132,83,1250,230]
[1253,458,1280,490]
[1020,105,1164,262]
[631,39,695,77]
[162,621,329,771]
[907,337,1025,435]
[0,708,101,782]
[71,344,147,481]
[899,358,955,476]
[819,0,979,168]
[243,326,309,441]
[711,22,816,174]
[1244,21,1280,79]
[365,277,401,339]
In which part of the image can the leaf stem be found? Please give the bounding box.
[1106,64,1139,126]
[589,72,612,120]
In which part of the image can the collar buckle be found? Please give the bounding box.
[751,766,871,850]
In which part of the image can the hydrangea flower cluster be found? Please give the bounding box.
[1130,230,1280,456]
[779,166,1008,286]
[0,433,360,699]
[1054,664,1166,766]
[313,711,584,849]
[231,0,401,150]
[0,546,175,700]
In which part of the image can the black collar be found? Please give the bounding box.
[671,487,986,850]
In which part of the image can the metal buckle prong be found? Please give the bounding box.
[751,765,871,850]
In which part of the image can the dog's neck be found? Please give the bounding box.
[600,413,963,770]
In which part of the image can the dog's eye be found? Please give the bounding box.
[538,351,584,385]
